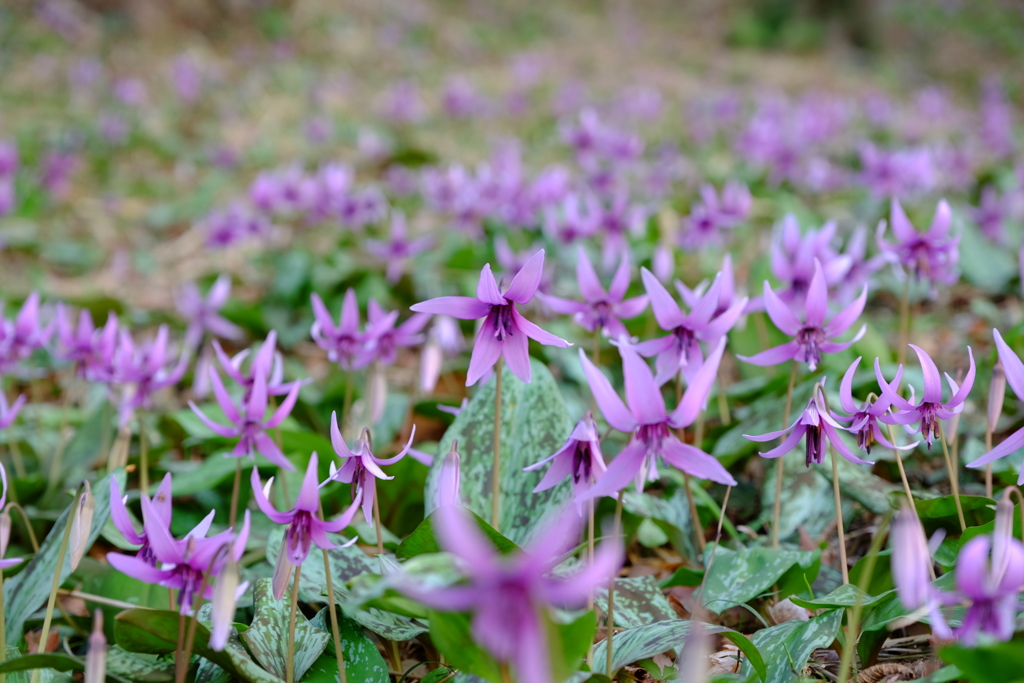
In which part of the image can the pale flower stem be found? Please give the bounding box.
[319,500,348,683]
[829,445,850,585]
[717,366,732,425]
[886,424,916,510]
[693,485,733,619]
[836,513,891,683]
[586,492,596,667]
[772,361,798,550]
[372,489,385,556]
[605,491,624,679]
[491,357,503,531]
[897,277,911,367]
[30,486,82,683]
[286,565,302,683]
[175,612,186,677]
[9,440,26,479]
[229,458,242,529]
[342,371,354,440]
[937,421,966,532]
[683,471,705,553]
[5,502,39,551]
[674,378,706,554]
[138,414,149,494]
[179,568,212,683]
[985,428,994,499]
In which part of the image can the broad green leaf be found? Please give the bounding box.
[395,509,519,560]
[265,528,374,602]
[241,579,330,681]
[547,611,597,681]
[757,453,838,542]
[699,543,820,614]
[741,609,843,683]
[428,610,500,683]
[425,360,575,545]
[75,558,175,639]
[4,468,125,643]
[0,653,130,683]
[114,609,285,683]
[308,609,389,683]
[789,584,891,610]
[195,658,231,683]
[622,489,696,558]
[105,647,174,682]
[661,565,704,588]
[940,639,1024,683]
[329,585,428,642]
[891,493,995,534]
[593,576,676,629]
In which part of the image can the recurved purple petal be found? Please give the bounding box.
[640,267,685,330]
[576,439,646,501]
[106,553,176,585]
[476,264,506,305]
[187,402,239,439]
[838,357,862,415]
[576,247,605,301]
[410,296,491,319]
[208,368,241,425]
[890,199,917,242]
[109,479,144,545]
[503,250,546,304]
[762,282,802,336]
[756,424,806,459]
[736,340,799,367]
[908,345,943,404]
[926,199,952,240]
[824,285,868,338]
[967,427,1024,471]
[265,378,301,429]
[339,289,360,335]
[432,503,499,572]
[466,322,504,387]
[578,349,637,433]
[947,346,975,408]
[804,260,829,327]
[660,437,737,485]
[502,326,532,384]
[994,329,1024,400]
[669,338,726,429]
[250,468,293,524]
[608,254,631,301]
[329,411,356,459]
[512,308,572,348]
[254,431,294,470]
[619,341,667,425]
[295,453,321,512]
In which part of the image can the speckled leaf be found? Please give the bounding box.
[593,576,676,629]
[4,468,125,643]
[741,609,842,683]
[329,585,429,641]
[195,658,231,683]
[105,647,174,682]
[591,619,764,679]
[265,527,375,602]
[756,458,837,542]
[789,584,890,610]
[699,543,820,615]
[241,579,329,681]
[622,489,696,559]
[813,456,912,514]
[307,610,389,683]
[425,360,575,545]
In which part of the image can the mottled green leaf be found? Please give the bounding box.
[105,647,175,682]
[812,456,906,514]
[593,576,676,629]
[329,585,429,642]
[4,469,125,643]
[699,543,820,614]
[395,509,519,560]
[305,611,389,683]
[741,609,842,683]
[789,584,890,610]
[757,456,838,542]
[425,360,575,545]
[241,579,329,681]
[661,566,704,588]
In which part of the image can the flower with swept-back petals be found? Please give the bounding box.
[107,500,250,614]
[970,330,1024,482]
[738,259,867,372]
[877,344,975,449]
[396,505,621,683]
[359,301,430,369]
[876,199,959,294]
[890,504,950,637]
[211,330,295,400]
[365,211,433,283]
[636,267,747,386]
[188,363,301,470]
[111,326,191,425]
[523,412,606,510]
[744,379,873,467]
[110,473,173,566]
[831,357,918,454]
[175,274,243,348]
[328,411,416,524]
[411,250,571,386]
[578,337,735,501]
[311,289,364,371]
[539,248,648,339]
[764,216,851,313]
[1,292,53,368]
[252,452,363,598]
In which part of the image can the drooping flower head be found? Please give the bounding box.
[111,326,191,426]
[365,211,433,283]
[890,504,950,638]
[578,337,735,502]
[970,329,1024,483]
[830,357,918,454]
[311,289,364,371]
[876,199,959,295]
[539,248,648,340]
[175,275,243,349]
[523,411,606,511]
[396,505,621,683]
[359,301,430,369]
[738,259,867,372]
[411,250,571,386]
[110,473,174,566]
[877,344,975,449]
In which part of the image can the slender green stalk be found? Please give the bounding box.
[99,400,111,475]
[47,388,74,493]
[936,421,965,532]
[717,366,731,425]
[491,358,503,531]
[286,565,302,683]
[837,513,892,683]
[319,502,348,683]
[829,444,849,585]
[885,424,916,510]
[694,485,733,618]
[6,502,39,551]
[605,491,624,679]
[772,361,798,549]
[897,277,911,367]
[229,459,243,529]
[179,565,215,683]
[30,486,82,683]
[138,414,149,494]
[372,487,385,556]
[586,488,596,667]
[8,440,25,479]
[342,371,354,440]
[683,471,705,553]
[176,612,186,678]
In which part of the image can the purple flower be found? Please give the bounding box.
[107,501,250,614]
[969,330,1024,482]
[203,203,273,248]
[744,378,873,467]
[763,216,852,313]
[876,199,959,294]
[211,330,294,399]
[542,192,600,245]
[175,275,243,349]
[328,412,416,524]
[435,443,461,508]
[252,452,363,598]
[970,186,1007,244]
[39,151,79,199]
[0,463,22,569]
[890,505,949,637]
[442,77,486,118]
[396,504,621,683]
[523,412,606,510]
[1,291,53,366]
[877,344,975,449]
[311,289,364,371]
[597,189,647,268]
[831,357,918,454]
[110,473,173,566]
[578,337,735,500]
[188,362,301,470]
[539,249,648,339]
[738,259,867,372]
[170,54,202,102]
[360,301,430,369]
[365,211,432,283]
[111,326,190,425]
[635,267,747,386]
[0,392,25,431]
[410,250,571,386]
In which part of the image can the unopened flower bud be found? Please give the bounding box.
[989,360,1007,435]
[85,611,107,683]
[436,441,461,508]
[70,481,95,570]
[420,338,443,393]
[211,556,240,651]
